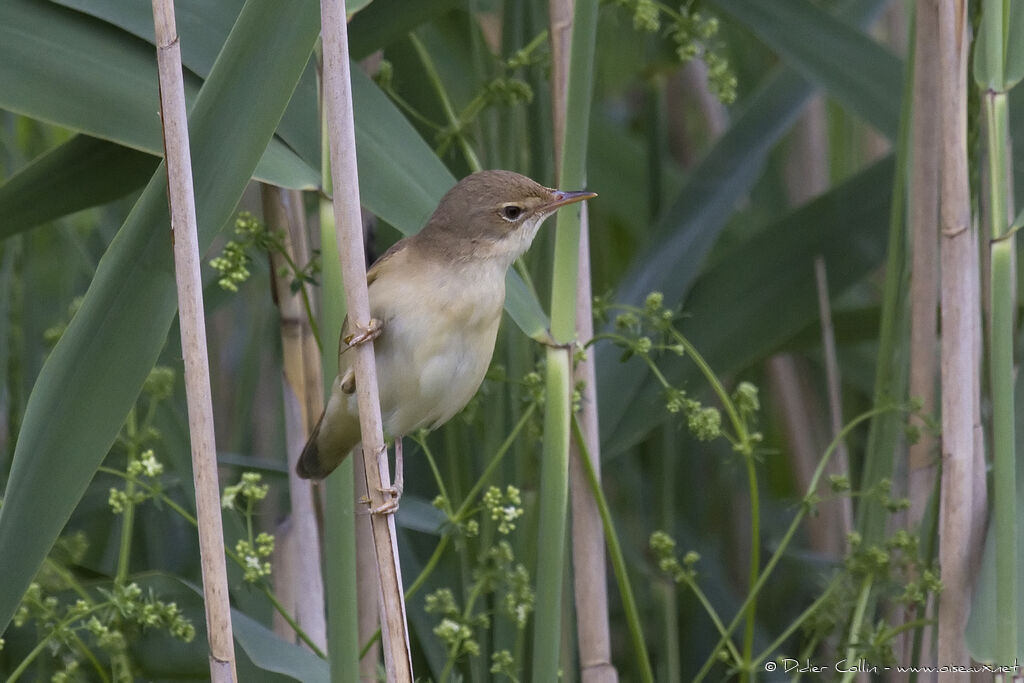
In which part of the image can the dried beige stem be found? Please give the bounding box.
[908,0,941,548]
[569,207,618,683]
[773,97,852,559]
[812,256,852,537]
[353,451,382,677]
[319,0,412,678]
[261,186,327,651]
[548,0,572,166]
[150,1,236,680]
[896,2,943,676]
[936,0,982,672]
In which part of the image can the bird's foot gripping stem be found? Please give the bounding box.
[344,317,383,347]
[369,439,404,516]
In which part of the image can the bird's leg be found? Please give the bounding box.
[371,438,404,515]
[344,317,383,347]
[391,437,405,498]
[338,320,383,394]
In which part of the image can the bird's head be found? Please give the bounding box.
[420,170,596,266]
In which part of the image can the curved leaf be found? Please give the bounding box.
[51,0,320,172]
[601,157,894,456]
[0,0,321,631]
[348,0,461,59]
[710,0,901,139]
[597,0,894,454]
[0,135,155,238]
[597,66,812,448]
[0,0,318,189]
[967,371,1024,662]
[232,609,329,681]
[349,66,453,231]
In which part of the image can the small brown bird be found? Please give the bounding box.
[297,170,596,482]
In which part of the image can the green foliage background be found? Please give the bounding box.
[1,0,1022,680]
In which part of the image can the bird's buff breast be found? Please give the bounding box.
[367,260,505,438]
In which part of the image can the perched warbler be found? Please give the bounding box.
[297,170,595,486]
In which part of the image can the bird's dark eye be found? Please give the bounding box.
[501,205,523,221]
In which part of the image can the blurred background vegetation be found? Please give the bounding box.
[1,0,1022,680]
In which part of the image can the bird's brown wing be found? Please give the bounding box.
[367,238,410,286]
[299,240,415,480]
[336,237,411,361]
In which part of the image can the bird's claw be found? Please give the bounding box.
[344,318,383,347]
[370,486,400,515]
[370,480,402,516]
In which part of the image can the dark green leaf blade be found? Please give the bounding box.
[709,0,901,139]
[350,66,453,231]
[348,0,461,59]
[0,135,156,238]
[0,0,321,631]
[602,157,894,456]
[597,66,813,447]
[50,0,320,174]
[1007,0,1024,90]
[232,609,329,681]
[597,0,893,454]
[0,0,317,189]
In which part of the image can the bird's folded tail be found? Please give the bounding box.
[296,412,347,480]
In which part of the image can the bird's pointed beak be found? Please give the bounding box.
[545,189,598,211]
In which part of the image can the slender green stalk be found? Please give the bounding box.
[116,411,138,585]
[693,406,897,681]
[405,537,450,603]
[985,77,1017,672]
[839,576,873,683]
[266,242,321,349]
[658,314,765,676]
[975,0,1018,665]
[359,404,539,658]
[547,0,598,338]
[856,13,914,549]
[752,577,841,668]
[409,33,482,172]
[659,426,682,683]
[571,415,655,682]
[7,585,110,683]
[263,585,328,659]
[532,0,598,678]
[741,455,760,674]
[419,438,452,511]
[989,238,1017,664]
[7,603,106,683]
[532,347,573,678]
[594,311,765,673]
[417,402,536,522]
[594,311,764,673]
[665,324,762,673]
[319,150,361,679]
[96,466,328,657]
[455,404,536,518]
[679,575,742,667]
